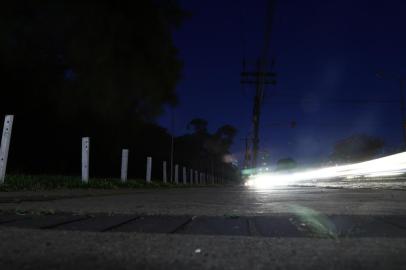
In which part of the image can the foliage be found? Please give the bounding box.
[0,174,202,191]
[174,118,239,181]
[0,0,186,178]
[276,158,297,171]
[329,134,384,163]
[0,2,240,182]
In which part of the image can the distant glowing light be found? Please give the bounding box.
[223,155,234,163]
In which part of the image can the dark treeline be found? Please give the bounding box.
[329,134,385,164]
[0,0,239,181]
[174,119,239,181]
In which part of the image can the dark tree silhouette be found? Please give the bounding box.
[187,118,208,134]
[329,134,384,164]
[175,119,239,182]
[0,0,188,177]
[276,158,297,171]
[0,1,240,181]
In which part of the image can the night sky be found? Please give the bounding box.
[158,0,406,167]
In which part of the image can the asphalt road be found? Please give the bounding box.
[1,185,406,269]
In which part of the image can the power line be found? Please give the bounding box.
[263,121,399,128]
[263,98,399,105]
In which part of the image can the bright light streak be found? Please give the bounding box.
[245,151,406,189]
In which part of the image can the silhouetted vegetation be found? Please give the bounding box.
[329,134,385,164]
[0,1,239,181]
[0,174,215,191]
[175,119,239,182]
[276,158,297,171]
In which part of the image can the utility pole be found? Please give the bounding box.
[243,137,251,169]
[240,0,276,170]
[170,108,175,182]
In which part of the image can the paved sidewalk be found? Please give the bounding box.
[1,187,405,216]
[1,186,405,269]
[1,227,405,270]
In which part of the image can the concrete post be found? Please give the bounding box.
[121,149,129,182]
[190,169,193,184]
[0,115,13,183]
[163,161,167,183]
[146,157,152,183]
[195,171,198,185]
[183,167,187,184]
[175,164,179,184]
[81,137,90,183]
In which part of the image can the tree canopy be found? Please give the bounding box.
[0,0,186,120]
[329,134,384,164]
[174,119,239,181]
[0,0,188,177]
[276,158,297,171]
[0,1,240,181]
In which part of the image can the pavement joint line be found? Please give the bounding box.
[246,218,262,237]
[374,216,406,230]
[0,216,30,225]
[40,216,90,229]
[169,215,197,234]
[101,216,141,232]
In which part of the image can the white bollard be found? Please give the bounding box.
[195,171,198,184]
[0,115,14,183]
[81,137,90,183]
[190,169,193,184]
[175,164,179,184]
[146,157,152,183]
[121,149,129,182]
[163,161,167,183]
[183,167,187,184]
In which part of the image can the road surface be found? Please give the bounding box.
[0,184,406,269]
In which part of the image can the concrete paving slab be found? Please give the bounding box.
[327,215,406,237]
[0,214,29,224]
[377,215,406,229]
[181,216,250,236]
[53,215,138,232]
[1,214,88,229]
[111,215,191,233]
[252,216,307,237]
